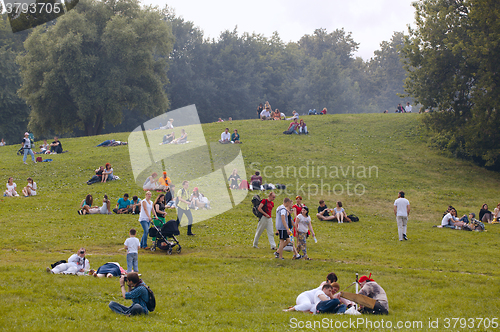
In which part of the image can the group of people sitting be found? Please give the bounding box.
[316,200,352,223]
[437,203,499,230]
[4,176,37,197]
[283,118,308,135]
[283,272,388,315]
[218,128,241,144]
[160,129,187,145]
[35,137,64,154]
[86,163,117,184]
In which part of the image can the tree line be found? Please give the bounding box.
[0,0,409,143]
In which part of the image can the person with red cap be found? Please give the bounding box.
[358,274,389,315]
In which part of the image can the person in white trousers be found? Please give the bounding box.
[253,192,277,249]
[394,191,410,241]
[47,248,90,275]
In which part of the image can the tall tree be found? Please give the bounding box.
[17,0,174,136]
[402,0,500,168]
[0,17,30,144]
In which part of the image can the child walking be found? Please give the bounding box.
[124,229,140,273]
[295,207,315,260]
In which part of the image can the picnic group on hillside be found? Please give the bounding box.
[256,101,310,135]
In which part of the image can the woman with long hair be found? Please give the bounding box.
[102,163,114,182]
[154,193,167,221]
[22,177,37,197]
[79,194,94,215]
[4,177,19,197]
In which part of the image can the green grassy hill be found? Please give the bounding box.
[0,113,499,331]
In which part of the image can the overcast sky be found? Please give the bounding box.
[142,0,416,60]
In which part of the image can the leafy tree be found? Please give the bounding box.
[17,0,174,136]
[0,17,30,143]
[402,0,500,169]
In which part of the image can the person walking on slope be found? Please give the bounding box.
[394,191,410,241]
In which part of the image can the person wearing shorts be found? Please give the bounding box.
[275,197,300,260]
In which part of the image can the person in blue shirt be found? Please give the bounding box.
[109,272,149,316]
[231,129,241,144]
[113,193,131,214]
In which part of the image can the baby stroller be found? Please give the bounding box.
[149,219,181,254]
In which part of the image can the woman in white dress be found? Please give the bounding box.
[22,177,37,197]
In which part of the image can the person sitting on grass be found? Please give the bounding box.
[190,187,210,210]
[87,166,104,185]
[47,248,90,275]
[4,177,19,197]
[21,177,37,197]
[250,171,263,190]
[320,108,327,115]
[298,119,308,134]
[114,193,131,214]
[88,195,112,214]
[231,129,241,144]
[438,207,465,229]
[219,128,231,144]
[143,172,159,190]
[128,196,142,214]
[160,131,175,145]
[171,129,187,144]
[286,110,299,121]
[333,201,346,223]
[0,138,5,146]
[316,200,336,221]
[228,168,241,189]
[158,171,172,191]
[38,139,50,154]
[78,194,94,215]
[284,118,299,135]
[358,274,389,315]
[479,204,494,224]
[273,109,281,120]
[102,163,115,182]
[493,203,500,223]
[108,272,149,316]
[49,136,63,154]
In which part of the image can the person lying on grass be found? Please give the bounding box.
[93,262,126,278]
[284,283,334,313]
[46,248,90,275]
[79,194,111,215]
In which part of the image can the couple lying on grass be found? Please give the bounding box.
[284,272,388,315]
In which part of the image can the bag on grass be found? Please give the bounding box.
[347,214,359,222]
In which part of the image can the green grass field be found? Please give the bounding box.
[0,113,499,332]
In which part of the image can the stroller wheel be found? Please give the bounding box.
[151,247,156,252]
[176,246,182,254]
[167,249,172,255]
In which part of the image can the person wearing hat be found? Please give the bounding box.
[358,274,389,315]
[158,171,171,191]
[21,132,36,164]
[394,191,410,241]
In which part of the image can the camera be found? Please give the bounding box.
[123,276,127,282]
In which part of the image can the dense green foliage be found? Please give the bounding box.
[402,0,500,170]
[0,17,30,144]
[0,114,499,331]
[16,0,174,137]
[165,8,411,122]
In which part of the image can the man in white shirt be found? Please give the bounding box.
[260,108,271,120]
[219,128,231,144]
[405,102,412,113]
[394,191,410,241]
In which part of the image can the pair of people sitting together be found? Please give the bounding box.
[316,200,351,223]
[283,119,308,135]
[219,128,241,144]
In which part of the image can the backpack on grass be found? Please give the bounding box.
[251,195,263,219]
[347,214,359,222]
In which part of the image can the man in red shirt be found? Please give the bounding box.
[253,192,277,250]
